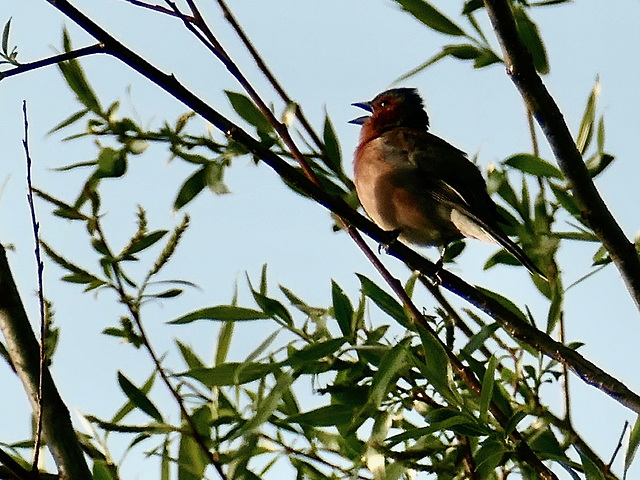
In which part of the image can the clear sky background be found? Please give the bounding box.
[2,0,640,478]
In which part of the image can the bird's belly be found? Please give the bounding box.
[355,166,461,246]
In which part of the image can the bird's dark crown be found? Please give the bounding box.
[354,88,430,136]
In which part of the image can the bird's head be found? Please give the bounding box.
[350,88,430,142]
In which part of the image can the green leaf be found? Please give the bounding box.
[229,370,294,441]
[475,437,506,478]
[625,416,640,479]
[477,287,528,323]
[181,362,277,387]
[504,411,527,437]
[549,182,583,221]
[576,446,605,480]
[460,322,500,356]
[176,341,206,370]
[386,411,478,445]
[225,90,272,133]
[504,153,563,179]
[479,355,498,423]
[123,230,168,256]
[92,460,115,480]
[514,7,549,75]
[216,321,234,366]
[357,274,410,328]
[332,281,354,337]
[117,372,163,423]
[1,18,10,55]
[48,109,90,134]
[177,415,209,480]
[111,370,155,424]
[323,115,342,175]
[174,167,206,210]
[286,338,346,370]
[59,29,103,115]
[96,148,126,178]
[394,0,465,36]
[286,404,354,427]
[169,305,270,324]
[585,152,614,178]
[576,79,599,155]
[414,325,455,404]
[368,340,410,409]
[252,291,294,326]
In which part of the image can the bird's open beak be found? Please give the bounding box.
[349,101,373,125]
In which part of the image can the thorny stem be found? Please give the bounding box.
[22,102,46,472]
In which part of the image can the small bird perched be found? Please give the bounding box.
[350,87,545,279]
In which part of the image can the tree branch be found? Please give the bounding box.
[483,0,640,313]
[0,44,105,80]
[38,0,640,417]
[0,244,91,478]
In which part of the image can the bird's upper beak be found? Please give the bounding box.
[349,101,373,125]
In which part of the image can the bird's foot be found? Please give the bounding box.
[378,229,402,254]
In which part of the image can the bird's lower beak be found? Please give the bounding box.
[349,101,373,125]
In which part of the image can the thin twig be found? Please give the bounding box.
[91,220,227,480]
[122,0,187,18]
[213,0,324,153]
[0,44,104,80]
[608,421,629,472]
[22,102,46,472]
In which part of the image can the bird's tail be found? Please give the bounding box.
[491,233,547,281]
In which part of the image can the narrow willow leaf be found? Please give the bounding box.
[286,404,354,427]
[286,338,346,370]
[576,446,605,480]
[369,339,409,409]
[174,167,206,210]
[513,7,549,75]
[323,115,342,175]
[504,153,563,179]
[415,326,455,404]
[357,274,410,328]
[229,370,294,441]
[117,372,163,423]
[124,230,168,256]
[225,90,272,133]
[576,79,600,155]
[625,416,640,479]
[169,305,270,324]
[332,280,354,337]
[394,0,465,36]
[479,355,498,423]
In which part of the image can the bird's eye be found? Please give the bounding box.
[379,101,387,108]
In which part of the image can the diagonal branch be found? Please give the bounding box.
[0,43,104,80]
[483,0,640,314]
[39,0,640,418]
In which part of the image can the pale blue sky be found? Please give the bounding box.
[2,0,640,478]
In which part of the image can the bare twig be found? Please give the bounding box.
[0,44,104,80]
[22,102,46,472]
[483,0,640,313]
[213,0,325,153]
[608,421,629,472]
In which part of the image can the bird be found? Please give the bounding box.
[349,87,546,279]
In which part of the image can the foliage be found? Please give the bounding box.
[0,1,635,480]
